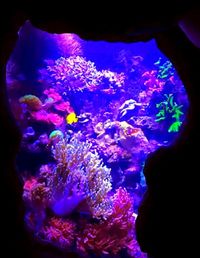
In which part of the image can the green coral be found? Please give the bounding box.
[155,94,184,133]
[168,121,182,133]
[154,58,175,79]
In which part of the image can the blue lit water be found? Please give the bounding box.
[6,21,189,258]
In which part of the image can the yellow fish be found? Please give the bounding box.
[66,112,78,124]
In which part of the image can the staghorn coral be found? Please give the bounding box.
[77,187,136,256]
[39,56,102,92]
[39,56,125,93]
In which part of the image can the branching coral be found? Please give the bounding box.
[39,56,125,92]
[77,187,136,256]
[154,58,175,80]
[155,94,184,133]
[39,56,102,92]
[23,132,112,228]
[142,70,165,94]
[48,132,112,219]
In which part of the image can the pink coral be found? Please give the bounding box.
[39,56,125,93]
[111,187,134,224]
[54,101,74,113]
[47,113,64,126]
[30,110,64,126]
[77,188,135,256]
[23,177,52,208]
[142,70,165,94]
[126,239,148,258]
[31,110,50,123]
[23,177,38,191]
[39,217,76,249]
[43,88,62,102]
[43,88,74,113]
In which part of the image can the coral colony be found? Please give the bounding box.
[6,23,189,258]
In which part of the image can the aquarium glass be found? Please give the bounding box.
[6,21,189,258]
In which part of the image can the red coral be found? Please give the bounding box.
[23,177,51,208]
[39,217,76,249]
[111,187,134,228]
[23,177,38,191]
[77,188,135,256]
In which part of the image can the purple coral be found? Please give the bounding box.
[39,56,103,92]
[39,56,125,93]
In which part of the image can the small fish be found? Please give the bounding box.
[66,112,78,124]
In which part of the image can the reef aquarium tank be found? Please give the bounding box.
[6,21,189,258]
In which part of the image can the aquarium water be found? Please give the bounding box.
[6,21,189,258]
